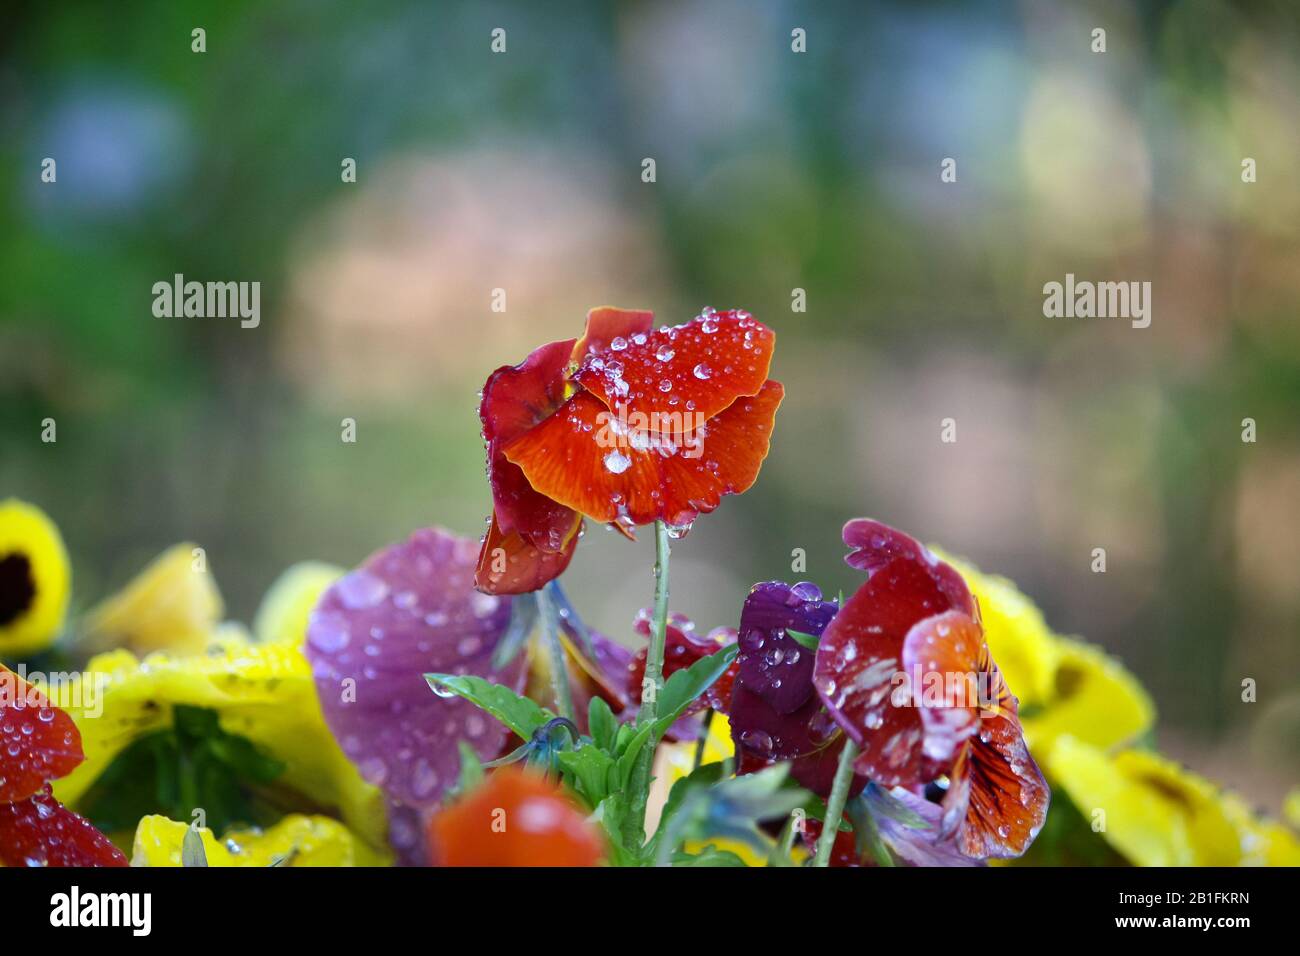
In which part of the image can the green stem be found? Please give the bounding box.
[536,586,574,723]
[637,519,673,724]
[692,708,714,772]
[814,738,859,867]
[625,519,672,848]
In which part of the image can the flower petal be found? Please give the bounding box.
[942,705,1049,859]
[427,766,605,866]
[306,527,527,862]
[572,309,775,429]
[841,519,973,615]
[475,512,581,595]
[737,581,838,715]
[815,556,965,788]
[0,785,126,867]
[0,665,83,803]
[481,338,583,549]
[503,380,783,527]
[901,610,985,768]
[571,306,655,360]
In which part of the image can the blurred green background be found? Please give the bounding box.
[2,0,1297,810]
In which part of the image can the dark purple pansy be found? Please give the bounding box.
[729,581,862,797]
[306,527,527,864]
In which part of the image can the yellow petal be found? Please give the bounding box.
[1220,794,1300,867]
[1022,637,1155,753]
[50,633,389,855]
[1047,736,1244,866]
[644,715,735,837]
[84,543,223,656]
[131,813,389,866]
[1285,788,1300,830]
[253,561,343,646]
[933,551,1060,707]
[0,498,71,659]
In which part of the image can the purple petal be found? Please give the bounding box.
[306,527,527,853]
[737,581,838,714]
[863,785,982,867]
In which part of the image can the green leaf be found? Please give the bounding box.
[786,629,821,651]
[425,673,555,739]
[650,644,738,737]
[616,723,656,790]
[802,794,854,832]
[556,744,616,808]
[588,696,617,753]
[670,845,749,867]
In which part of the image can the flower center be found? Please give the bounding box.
[0,552,37,627]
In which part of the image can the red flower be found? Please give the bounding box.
[476,306,782,594]
[426,766,605,867]
[625,611,738,717]
[0,666,127,866]
[812,520,1049,860]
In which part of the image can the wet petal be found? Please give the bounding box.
[0,665,84,803]
[901,610,985,768]
[503,381,782,527]
[572,309,774,430]
[306,528,527,856]
[626,614,736,717]
[841,519,973,615]
[475,513,581,595]
[480,338,583,550]
[571,306,655,360]
[942,705,1049,859]
[0,785,126,867]
[737,581,838,715]
[814,556,963,788]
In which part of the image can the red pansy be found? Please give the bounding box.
[0,666,127,866]
[625,612,738,717]
[475,307,782,594]
[813,520,1049,859]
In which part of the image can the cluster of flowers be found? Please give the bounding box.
[1,307,1297,867]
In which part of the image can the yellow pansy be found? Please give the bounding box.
[48,631,389,857]
[1286,789,1300,830]
[935,551,1060,707]
[938,551,1153,753]
[132,813,387,866]
[85,543,223,656]
[1047,736,1245,866]
[253,561,343,646]
[1220,794,1300,867]
[0,498,71,659]
[1021,636,1154,754]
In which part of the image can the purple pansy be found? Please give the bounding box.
[306,527,527,863]
[729,581,863,796]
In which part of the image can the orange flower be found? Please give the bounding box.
[476,306,782,593]
[426,767,605,867]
